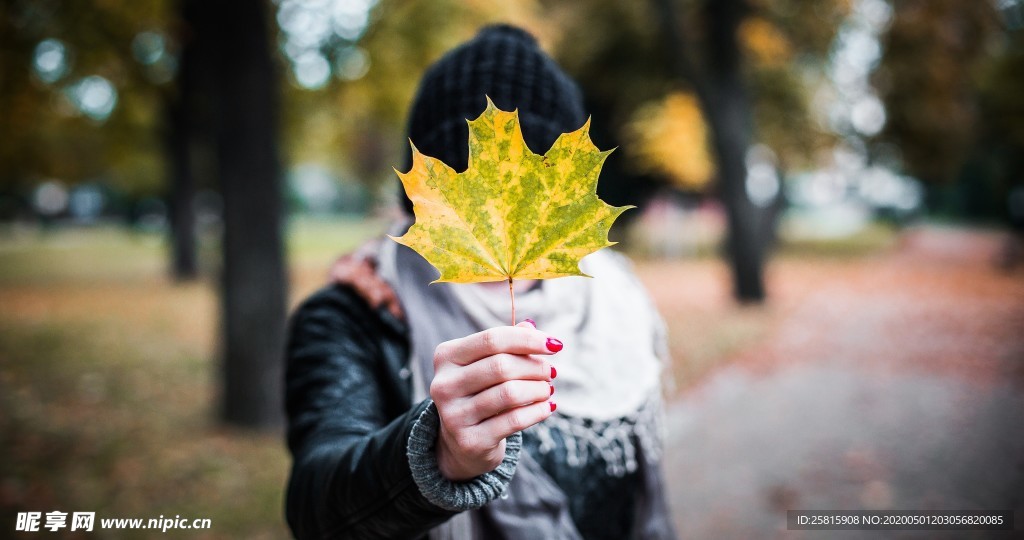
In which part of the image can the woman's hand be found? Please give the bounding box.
[327,240,404,320]
[430,321,561,481]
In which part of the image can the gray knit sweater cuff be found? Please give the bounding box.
[407,400,522,512]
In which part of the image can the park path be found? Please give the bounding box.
[660,227,1024,539]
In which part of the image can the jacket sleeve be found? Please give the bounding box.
[284,285,456,540]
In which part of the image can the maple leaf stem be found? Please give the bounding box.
[508,277,516,326]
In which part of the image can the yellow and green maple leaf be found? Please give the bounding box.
[391,97,632,284]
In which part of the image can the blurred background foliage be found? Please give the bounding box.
[0,0,171,200]
[2,0,1022,310]
[1,0,1021,222]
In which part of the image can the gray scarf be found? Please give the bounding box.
[377,221,670,539]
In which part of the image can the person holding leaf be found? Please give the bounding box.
[284,24,677,540]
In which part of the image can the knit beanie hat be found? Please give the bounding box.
[399,24,586,213]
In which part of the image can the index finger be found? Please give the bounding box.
[436,326,562,367]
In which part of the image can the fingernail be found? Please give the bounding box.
[550,366,557,379]
[549,384,555,396]
[524,318,536,327]
[549,401,557,412]
[546,338,563,353]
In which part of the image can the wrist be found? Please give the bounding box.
[435,431,471,481]
[407,400,523,512]
[435,428,506,481]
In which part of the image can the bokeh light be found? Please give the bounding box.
[131,31,166,65]
[64,75,118,122]
[335,46,370,81]
[31,180,69,216]
[276,0,377,89]
[293,51,332,89]
[32,38,69,84]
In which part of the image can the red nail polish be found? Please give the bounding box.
[549,401,557,412]
[550,366,557,379]
[549,384,555,396]
[524,318,536,327]
[546,338,563,352]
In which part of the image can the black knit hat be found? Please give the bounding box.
[399,24,586,213]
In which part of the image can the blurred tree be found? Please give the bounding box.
[875,0,999,186]
[693,0,768,302]
[977,15,1024,207]
[3,0,291,428]
[165,94,199,281]
[0,2,40,194]
[740,1,838,174]
[953,2,1024,224]
[164,0,206,281]
[0,0,170,196]
[648,0,766,301]
[545,0,844,302]
[0,0,196,278]
[202,0,287,429]
[624,91,714,191]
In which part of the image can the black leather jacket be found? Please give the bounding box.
[284,284,455,539]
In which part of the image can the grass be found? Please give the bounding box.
[0,216,895,537]
[0,216,384,539]
[776,220,899,258]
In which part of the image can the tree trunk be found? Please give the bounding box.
[704,0,766,302]
[207,0,287,429]
[654,0,768,302]
[165,93,198,281]
[164,1,203,282]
